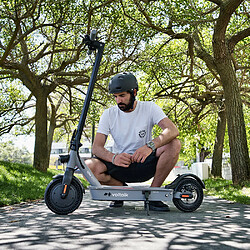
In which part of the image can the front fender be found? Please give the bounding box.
[53,174,64,179]
[52,174,85,193]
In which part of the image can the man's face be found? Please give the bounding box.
[113,91,134,111]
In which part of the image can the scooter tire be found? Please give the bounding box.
[173,177,203,212]
[44,176,83,215]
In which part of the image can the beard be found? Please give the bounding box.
[118,93,135,112]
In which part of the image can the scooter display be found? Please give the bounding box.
[44,31,205,215]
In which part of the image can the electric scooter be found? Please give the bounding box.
[44,31,205,215]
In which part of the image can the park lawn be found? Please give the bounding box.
[0,161,249,206]
[0,161,88,206]
[204,178,250,205]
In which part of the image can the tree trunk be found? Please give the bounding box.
[33,92,49,172]
[211,100,226,177]
[215,60,250,184]
[223,74,249,184]
[212,0,250,185]
[47,103,56,159]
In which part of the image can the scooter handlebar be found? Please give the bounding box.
[86,30,98,55]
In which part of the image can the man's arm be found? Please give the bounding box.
[92,132,132,167]
[132,117,179,163]
[153,117,179,149]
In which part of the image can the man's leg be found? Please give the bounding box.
[145,138,181,212]
[151,138,181,187]
[85,158,123,186]
[85,158,124,208]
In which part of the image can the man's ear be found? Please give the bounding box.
[133,89,137,96]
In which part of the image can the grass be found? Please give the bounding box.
[204,178,250,205]
[0,161,249,206]
[0,161,88,207]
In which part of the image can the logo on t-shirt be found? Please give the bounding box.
[139,130,146,138]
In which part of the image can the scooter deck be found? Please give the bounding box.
[89,185,174,201]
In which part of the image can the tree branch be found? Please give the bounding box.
[207,0,223,6]
[0,19,21,65]
[228,27,250,52]
[43,40,86,76]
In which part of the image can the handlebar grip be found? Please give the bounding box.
[89,30,97,41]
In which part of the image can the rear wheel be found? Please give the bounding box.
[44,176,83,215]
[173,178,203,212]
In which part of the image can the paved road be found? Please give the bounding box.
[0,192,249,250]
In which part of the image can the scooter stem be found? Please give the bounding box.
[71,36,105,151]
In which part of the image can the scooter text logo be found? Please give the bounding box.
[104,192,128,197]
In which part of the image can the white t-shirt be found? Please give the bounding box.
[97,101,167,154]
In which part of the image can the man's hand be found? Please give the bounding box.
[132,145,152,163]
[114,153,132,167]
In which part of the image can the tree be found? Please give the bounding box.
[0,0,115,171]
[0,0,155,171]
[211,99,226,177]
[0,0,90,171]
[212,0,250,184]
[121,0,250,184]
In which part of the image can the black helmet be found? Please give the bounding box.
[109,72,138,94]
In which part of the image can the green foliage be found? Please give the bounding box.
[0,0,249,175]
[0,141,33,164]
[0,81,33,136]
[0,161,88,206]
[135,39,225,165]
[122,0,249,168]
[204,178,250,205]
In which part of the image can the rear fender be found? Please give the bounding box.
[165,174,205,189]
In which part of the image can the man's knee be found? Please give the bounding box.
[156,138,181,157]
[171,138,181,153]
[85,158,107,175]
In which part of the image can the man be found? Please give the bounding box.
[85,72,181,211]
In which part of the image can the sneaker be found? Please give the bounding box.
[145,201,170,212]
[109,200,124,208]
[109,183,127,208]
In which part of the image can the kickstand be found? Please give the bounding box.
[143,191,151,216]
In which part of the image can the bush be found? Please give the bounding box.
[0,141,33,164]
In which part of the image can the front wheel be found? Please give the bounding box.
[44,176,83,215]
[173,178,203,212]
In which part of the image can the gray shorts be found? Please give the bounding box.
[99,152,158,183]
